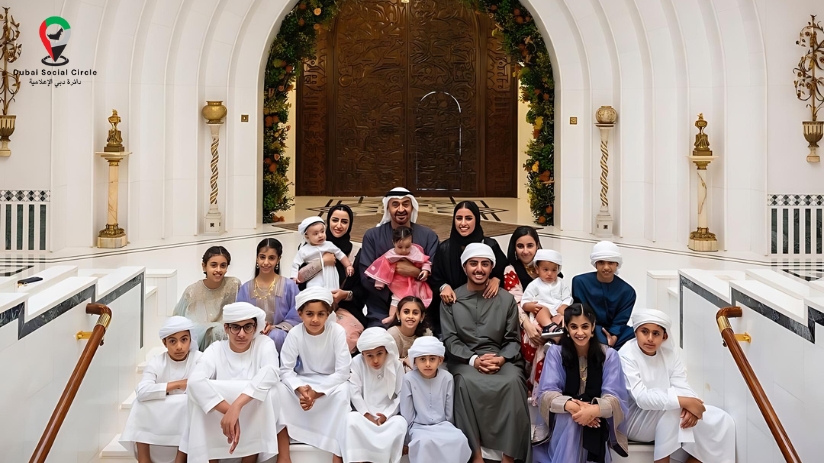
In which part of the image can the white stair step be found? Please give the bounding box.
[136,347,167,374]
[144,285,157,298]
[120,391,136,410]
[100,435,133,459]
[612,442,658,462]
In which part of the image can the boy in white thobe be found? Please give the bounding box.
[121,317,202,463]
[277,287,352,463]
[185,302,282,463]
[619,308,735,463]
[343,327,407,463]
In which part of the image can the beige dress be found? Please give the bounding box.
[173,277,241,351]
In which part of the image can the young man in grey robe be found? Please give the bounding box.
[359,187,440,327]
[441,242,532,463]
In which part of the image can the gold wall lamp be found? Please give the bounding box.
[794,15,824,163]
[0,7,21,157]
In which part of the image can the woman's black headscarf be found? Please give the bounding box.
[506,226,542,288]
[326,204,353,257]
[447,201,485,268]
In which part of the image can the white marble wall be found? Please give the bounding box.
[2,0,822,252]
[680,276,822,462]
[0,285,141,462]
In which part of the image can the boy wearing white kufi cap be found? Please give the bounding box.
[184,302,282,463]
[399,336,472,463]
[292,216,354,291]
[276,287,351,463]
[360,187,440,327]
[619,309,736,463]
[520,248,572,341]
[571,240,637,349]
[120,317,202,463]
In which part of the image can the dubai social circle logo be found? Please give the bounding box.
[39,16,71,66]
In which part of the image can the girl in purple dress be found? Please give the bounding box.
[236,238,301,352]
[533,303,629,463]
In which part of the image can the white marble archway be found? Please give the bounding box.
[10,0,795,253]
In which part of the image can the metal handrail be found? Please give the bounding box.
[29,303,112,463]
[716,307,802,463]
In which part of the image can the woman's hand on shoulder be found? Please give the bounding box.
[522,321,543,346]
[322,252,337,267]
[483,277,500,298]
[440,285,456,304]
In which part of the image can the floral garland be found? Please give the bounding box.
[263,0,554,225]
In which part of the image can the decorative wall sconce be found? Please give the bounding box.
[202,101,227,234]
[793,14,824,163]
[0,7,21,157]
[97,110,129,249]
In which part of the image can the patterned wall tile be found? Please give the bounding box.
[0,190,50,202]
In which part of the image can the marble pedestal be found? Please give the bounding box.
[595,211,614,237]
[687,155,718,252]
[97,151,129,249]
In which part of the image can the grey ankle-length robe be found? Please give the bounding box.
[441,285,532,462]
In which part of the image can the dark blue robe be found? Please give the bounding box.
[571,272,636,349]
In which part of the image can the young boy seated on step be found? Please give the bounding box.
[619,308,735,463]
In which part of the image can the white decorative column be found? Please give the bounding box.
[97,110,129,248]
[202,101,227,234]
[594,106,617,237]
[687,114,718,251]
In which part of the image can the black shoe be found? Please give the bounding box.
[541,323,564,340]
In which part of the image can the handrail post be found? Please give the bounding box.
[29,303,112,463]
[716,307,802,463]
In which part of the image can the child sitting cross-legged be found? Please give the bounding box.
[399,336,472,463]
[342,327,408,463]
[520,249,571,339]
[619,309,736,463]
[120,317,202,463]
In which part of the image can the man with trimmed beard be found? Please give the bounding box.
[441,243,531,463]
[360,187,440,327]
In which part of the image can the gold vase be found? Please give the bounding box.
[595,105,617,125]
[201,101,227,124]
[804,120,823,163]
[0,114,16,157]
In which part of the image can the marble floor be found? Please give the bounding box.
[1,196,822,309]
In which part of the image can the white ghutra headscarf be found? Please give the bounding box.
[378,187,420,226]
[590,240,623,273]
[159,316,198,351]
[357,328,402,400]
[407,336,445,369]
[222,302,266,338]
[631,308,674,352]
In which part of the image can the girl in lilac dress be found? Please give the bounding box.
[533,303,629,463]
[237,238,301,352]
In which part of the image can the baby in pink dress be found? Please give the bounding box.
[365,226,433,325]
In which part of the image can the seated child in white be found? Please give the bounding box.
[276,287,352,463]
[120,316,202,463]
[619,308,736,463]
[342,327,408,463]
[184,302,282,463]
[399,336,472,463]
[520,249,571,339]
[292,216,354,291]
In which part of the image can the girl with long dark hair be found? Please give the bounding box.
[236,238,301,352]
[173,246,241,350]
[533,303,629,463]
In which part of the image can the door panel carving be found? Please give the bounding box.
[296,0,518,197]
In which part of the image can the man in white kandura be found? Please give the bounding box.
[184,302,282,463]
[619,308,735,463]
[120,316,202,463]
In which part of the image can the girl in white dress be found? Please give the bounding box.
[619,308,736,463]
[399,336,472,463]
[277,287,352,463]
[342,327,407,463]
[120,317,202,463]
[185,302,282,463]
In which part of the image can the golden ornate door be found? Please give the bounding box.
[296,0,517,197]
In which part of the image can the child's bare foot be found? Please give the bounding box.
[332,455,343,463]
